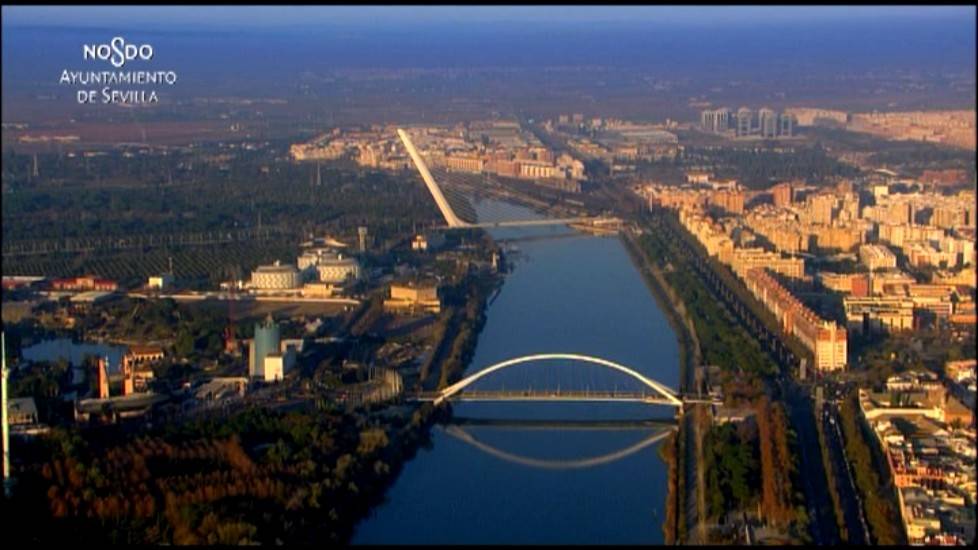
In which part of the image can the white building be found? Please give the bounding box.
[315,257,361,284]
[262,346,296,383]
[147,273,174,290]
[251,261,301,290]
[860,244,898,271]
[296,248,362,284]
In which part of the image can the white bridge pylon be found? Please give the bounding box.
[397,128,471,228]
[397,128,615,230]
[434,353,683,407]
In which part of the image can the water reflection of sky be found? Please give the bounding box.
[21,338,127,373]
[355,423,670,544]
[353,198,678,544]
[450,424,670,465]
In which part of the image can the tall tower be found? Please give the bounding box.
[121,356,134,396]
[700,110,714,133]
[358,226,368,254]
[758,108,777,139]
[32,153,39,178]
[737,107,753,137]
[97,356,110,399]
[250,316,280,379]
[2,332,11,496]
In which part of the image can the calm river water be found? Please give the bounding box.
[352,200,680,544]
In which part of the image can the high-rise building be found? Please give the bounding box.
[771,182,793,207]
[807,193,837,225]
[701,107,795,138]
[759,108,778,138]
[736,107,753,137]
[745,268,846,371]
[709,189,745,215]
[700,108,731,133]
[859,244,898,271]
[778,113,795,137]
[249,317,281,379]
[700,110,713,132]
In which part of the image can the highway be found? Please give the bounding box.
[821,400,872,545]
[779,378,841,545]
[646,206,843,544]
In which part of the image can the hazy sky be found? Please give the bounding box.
[2,5,973,29]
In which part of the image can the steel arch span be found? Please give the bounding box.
[434,353,682,407]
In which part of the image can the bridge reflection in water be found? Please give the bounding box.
[438,418,677,471]
[412,354,694,471]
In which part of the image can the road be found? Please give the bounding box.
[821,400,872,545]
[682,406,704,543]
[780,379,841,545]
[648,207,841,545]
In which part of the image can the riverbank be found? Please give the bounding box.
[641,206,837,544]
[657,431,680,545]
[353,203,679,544]
[619,227,704,545]
[4,245,503,546]
[341,264,502,542]
[620,229,701,392]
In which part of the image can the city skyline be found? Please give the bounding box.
[1,4,975,547]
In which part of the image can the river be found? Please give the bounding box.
[352,200,680,544]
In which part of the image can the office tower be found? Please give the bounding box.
[700,110,712,131]
[737,107,753,137]
[700,108,730,133]
[778,113,794,137]
[759,108,777,138]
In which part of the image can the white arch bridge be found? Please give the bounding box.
[410,353,717,408]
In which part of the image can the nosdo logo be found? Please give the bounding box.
[82,37,154,68]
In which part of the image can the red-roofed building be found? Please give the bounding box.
[50,276,118,292]
[745,268,847,371]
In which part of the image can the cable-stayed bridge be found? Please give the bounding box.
[396,128,621,230]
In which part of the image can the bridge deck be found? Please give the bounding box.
[410,390,717,406]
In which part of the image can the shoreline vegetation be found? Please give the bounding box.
[4,235,501,545]
[624,204,817,544]
[619,228,702,544]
